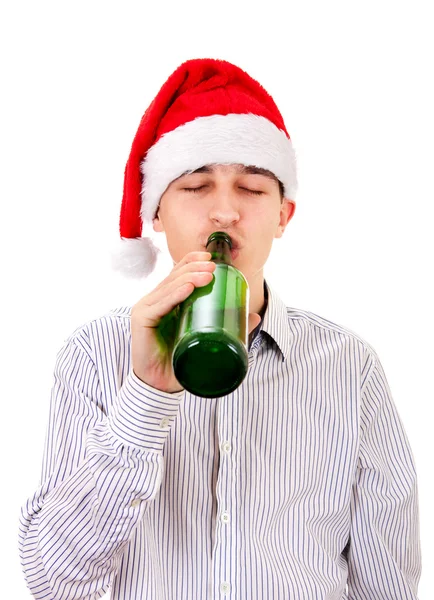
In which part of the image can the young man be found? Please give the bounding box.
[19,58,421,599]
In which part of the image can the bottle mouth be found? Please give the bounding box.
[206,231,233,249]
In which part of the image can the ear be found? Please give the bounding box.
[152,207,164,233]
[275,199,296,239]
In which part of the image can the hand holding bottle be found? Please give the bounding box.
[130,250,261,394]
[131,251,216,393]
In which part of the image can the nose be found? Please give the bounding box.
[208,193,240,228]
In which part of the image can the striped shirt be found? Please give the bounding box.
[19,279,421,599]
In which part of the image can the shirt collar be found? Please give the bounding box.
[257,279,291,362]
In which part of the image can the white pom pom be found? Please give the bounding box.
[110,237,161,279]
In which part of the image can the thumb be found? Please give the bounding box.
[248,312,262,335]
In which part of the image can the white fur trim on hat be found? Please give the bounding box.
[140,113,297,224]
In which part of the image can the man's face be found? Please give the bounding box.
[152,163,296,282]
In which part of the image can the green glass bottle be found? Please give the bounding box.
[172,231,249,398]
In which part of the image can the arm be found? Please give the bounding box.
[19,332,183,600]
[346,353,422,599]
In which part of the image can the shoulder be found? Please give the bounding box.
[62,306,133,359]
[284,305,378,363]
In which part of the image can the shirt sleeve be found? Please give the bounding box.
[18,334,184,600]
[346,353,422,599]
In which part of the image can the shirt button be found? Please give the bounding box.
[130,499,141,508]
[220,582,230,594]
[221,511,230,524]
[159,417,170,428]
[222,441,231,453]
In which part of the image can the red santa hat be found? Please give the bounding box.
[111,58,298,279]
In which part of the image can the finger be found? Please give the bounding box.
[153,252,214,292]
[137,270,215,327]
[156,259,215,295]
[172,251,212,273]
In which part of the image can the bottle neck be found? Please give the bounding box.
[206,237,233,265]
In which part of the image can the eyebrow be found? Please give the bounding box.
[178,164,280,184]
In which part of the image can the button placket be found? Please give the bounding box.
[213,396,236,598]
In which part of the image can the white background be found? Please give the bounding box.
[1,1,432,597]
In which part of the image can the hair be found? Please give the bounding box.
[278,180,284,201]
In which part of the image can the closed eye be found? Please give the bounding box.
[182,186,264,195]
[183,186,206,193]
[240,188,264,196]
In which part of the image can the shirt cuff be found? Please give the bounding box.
[108,369,184,453]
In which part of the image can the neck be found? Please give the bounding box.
[247,271,267,318]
